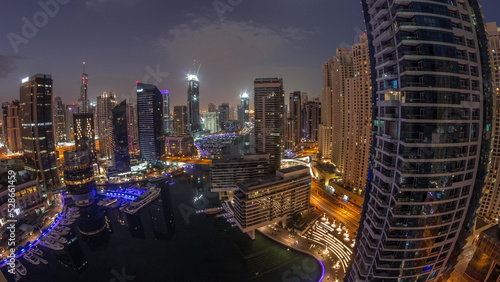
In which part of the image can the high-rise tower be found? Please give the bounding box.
[19,74,62,192]
[478,22,500,220]
[187,75,201,133]
[79,62,90,114]
[161,90,171,135]
[238,93,250,124]
[5,100,22,153]
[53,96,67,144]
[254,78,285,171]
[347,1,492,281]
[96,91,117,159]
[137,83,164,164]
[173,105,188,136]
[111,100,130,174]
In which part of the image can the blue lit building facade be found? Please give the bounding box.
[137,83,164,164]
[347,0,492,281]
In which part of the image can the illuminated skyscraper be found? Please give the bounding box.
[53,96,67,144]
[187,75,201,133]
[96,91,117,159]
[347,1,492,281]
[302,98,321,142]
[161,90,171,135]
[173,105,188,136]
[254,77,285,171]
[5,100,22,153]
[79,62,90,114]
[137,83,164,164]
[19,74,61,192]
[74,113,97,164]
[238,93,250,124]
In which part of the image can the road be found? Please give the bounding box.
[161,156,212,165]
[309,180,361,234]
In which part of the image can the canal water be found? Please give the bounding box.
[3,168,321,282]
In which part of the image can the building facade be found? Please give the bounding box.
[19,74,61,192]
[64,150,96,206]
[6,100,22,153]
[161,90,171,135]
[238,93,250,124]
[347,1,492,281]
[111,100,130,174]
[137,83,164,164]
[187,75,201,133]
[96,91,117,159]
[302,98,321,142]
[210,154,270,198]
[173,105,188,137]
[73,113,97,164]
[53,96,66,144]
[231,165,311,239]
[478,22,500,220]
[254,78,285,171]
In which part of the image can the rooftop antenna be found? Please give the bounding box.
[83,61,86,74]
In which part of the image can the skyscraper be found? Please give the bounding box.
[238,93,250,124]
[318,55,337,160]
[173,105,188,136]
[96,91,117,159]
[187,75,201,133]
[53,96,67,144]
[64,103,78,141]
[161,90,171,135]
[478,22,500,220]
[289,91,306,150]
[126,103,139,153]
[254,77,285,171]
[347,1,492,281]
[302,98,321,142]
[73,113,97,164]
[19,74,61,192]
[6,100,22,153]
[326,34,372,193]
[79,62,90,114]
[137,83,164,164]
[218,103,230,130]
[111,100,130,174]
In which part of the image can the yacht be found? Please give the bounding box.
[22,253,40,265]
[53,226,70,233]
[30,247,43,257]
[15,259,27,276]
[68,207,79,212]
[59,219,74,226]
[47,233,68,244]
[52,229,69,236]
[39,238,64,250]
[121,187,160,214]
[30,253,47,265]
[14,269,21,281]
[67,212,80,218]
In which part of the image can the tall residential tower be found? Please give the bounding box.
[347,1,492,281]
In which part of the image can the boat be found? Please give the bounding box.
[68,207,79,212]
[15,259,27,276]
[31,253,47,265]
[59,219,74,226]
[30,247,43,257]
[39,238,64,250]
[22,253,40,265]
[52,229,69,236]
[47,233,68,244]
[14,269,21,281]
[67,212,80,218]
[53,226,70,232]
[205,207,223,215]
[109,198,126,209]
[120,187,160,214]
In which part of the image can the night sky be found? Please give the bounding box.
[1,0,499,110]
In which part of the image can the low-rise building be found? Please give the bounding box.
[231,165,311,239]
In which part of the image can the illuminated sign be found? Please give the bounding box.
[137,89,144,93]
[21,76,29,83]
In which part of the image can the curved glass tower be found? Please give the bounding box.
[347,0,492,281]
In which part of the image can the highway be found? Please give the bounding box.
[310,179,361,234]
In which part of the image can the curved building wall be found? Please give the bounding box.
[347,0,492,281]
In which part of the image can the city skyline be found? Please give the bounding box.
[2,1,498,109]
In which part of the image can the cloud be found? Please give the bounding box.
[0,55,22,79]
[85,0,136,9]
[158,19,312,70]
